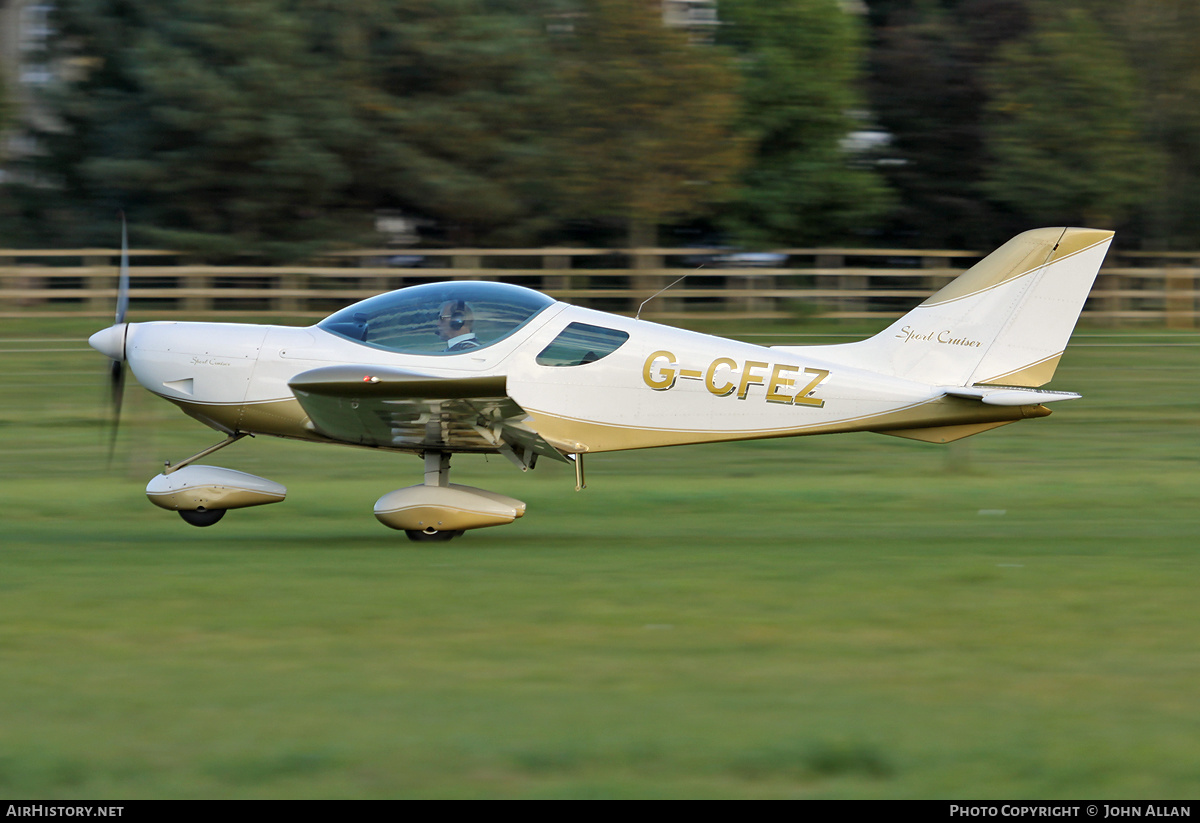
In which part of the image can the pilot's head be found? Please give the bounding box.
[435,299,474,341]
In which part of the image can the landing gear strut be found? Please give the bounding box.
[404,451,460,542]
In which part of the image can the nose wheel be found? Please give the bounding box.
[179,508,226,527]
[147,454,286,527]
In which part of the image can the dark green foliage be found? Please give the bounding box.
[1110,0,1200,248]
[866,0,1200,248]
[982,5,1161,228]
[18,0,560,257]
[0,62,13,235]
[717,0,891,247]
[866,0,1033,247]
[7,0,897,254]
[547,0,746,245]
[317,0,563,246]
[0,63,9,136]
[16,0,1200,253]
[31,1,355,255]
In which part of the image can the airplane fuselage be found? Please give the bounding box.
[120,303,1041,456]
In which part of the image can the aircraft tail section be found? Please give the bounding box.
[777,227,1114,387]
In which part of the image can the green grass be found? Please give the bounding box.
[1,318,1198,798]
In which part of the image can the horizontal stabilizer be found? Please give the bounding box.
[940,386,1081,406]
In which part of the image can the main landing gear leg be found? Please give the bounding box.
[163,432,249,475]
[374,450,525,540]
[404,450,462,542]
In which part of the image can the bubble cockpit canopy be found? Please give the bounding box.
[317,281,558,356]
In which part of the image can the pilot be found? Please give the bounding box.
[435,299,480,351]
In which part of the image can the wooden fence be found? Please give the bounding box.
[1,245,1197,327]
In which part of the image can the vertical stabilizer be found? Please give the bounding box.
[775,227,1114,387]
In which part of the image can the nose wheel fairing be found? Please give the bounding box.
[146,465,287,512]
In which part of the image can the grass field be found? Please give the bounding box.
[1,315,1198,798]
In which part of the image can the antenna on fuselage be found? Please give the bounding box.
[635,272,689,321]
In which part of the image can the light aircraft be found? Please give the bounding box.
[89,226,1114,541]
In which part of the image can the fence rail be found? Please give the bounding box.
[1,246,1196,327]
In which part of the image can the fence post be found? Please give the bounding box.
[1165,265,1196,330]
[543,253,572,298]
[86,254,112,313]
[817,253,854,315]
[630,248,670,315]
[733,270,774,316]
[453,254,482,280]
[0,258,44,309]
[276,271,302,315]
[1094,271,1122,327]
[182,262,209,313]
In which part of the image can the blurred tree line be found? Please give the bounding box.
[0,0,882,256]
[0,64,9,135]
[0,0,1197,256]
[866,0,1197,250]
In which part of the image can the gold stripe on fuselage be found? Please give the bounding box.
[158,390,1052,456]
[522,397,1050,453]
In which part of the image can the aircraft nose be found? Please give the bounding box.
[88,323,128,361]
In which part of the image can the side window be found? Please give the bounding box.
[536,323,630,367]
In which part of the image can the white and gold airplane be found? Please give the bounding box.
[89,227,1113,540]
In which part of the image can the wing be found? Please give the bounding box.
[288,365,571,464]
